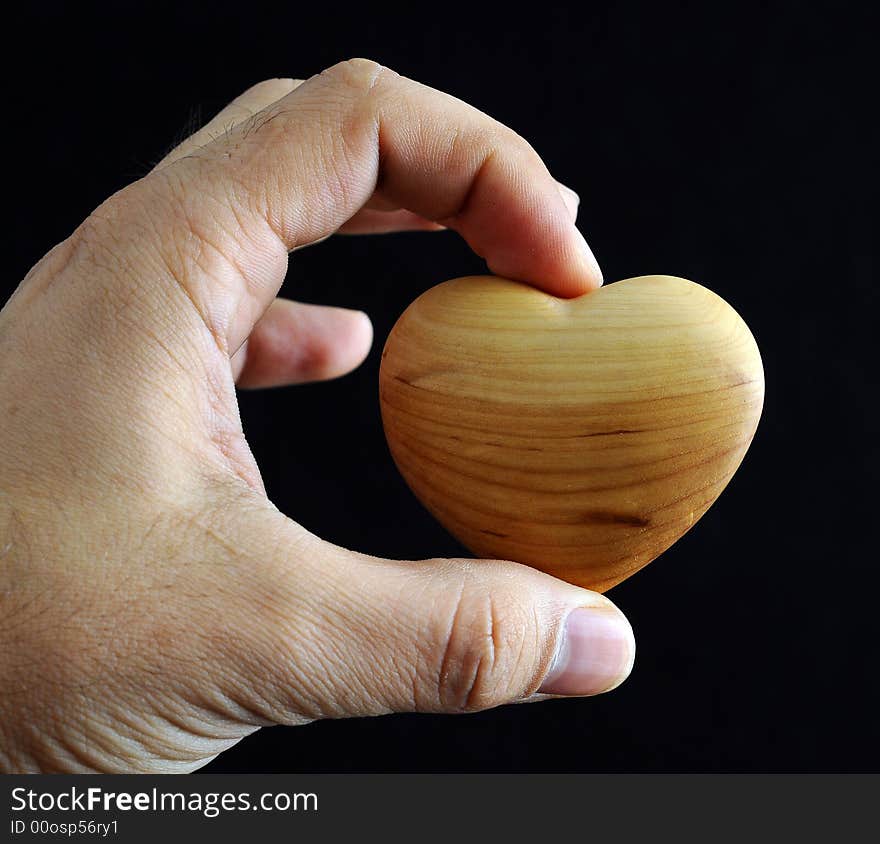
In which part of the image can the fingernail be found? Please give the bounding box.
[557,182,580,221]
[539,606,635,696]
[574,228,603,286]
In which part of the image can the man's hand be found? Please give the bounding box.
[0,60,634,773]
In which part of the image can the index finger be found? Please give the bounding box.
[117,59,602,353]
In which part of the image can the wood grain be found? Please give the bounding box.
[379,275,764,592]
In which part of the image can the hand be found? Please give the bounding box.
[0,59,634,773]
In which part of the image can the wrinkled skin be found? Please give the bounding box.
[0,60,634,773]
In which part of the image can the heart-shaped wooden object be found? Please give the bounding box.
[379,275,764,592]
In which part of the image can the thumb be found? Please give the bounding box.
[236,530,636,719]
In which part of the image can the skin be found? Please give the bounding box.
[0,60,633,773]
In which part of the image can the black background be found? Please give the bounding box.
[6,2,877,772]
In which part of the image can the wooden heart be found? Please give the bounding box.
[379,275,764,592]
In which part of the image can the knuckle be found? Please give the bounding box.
[67,188,168,313]
[432,566,539,712]
[321,57,395,94]
[76,177,213,330]
[74,178,196,284]
[491,123,540,168]
[74,188,144,266]
[293,341,334,381]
